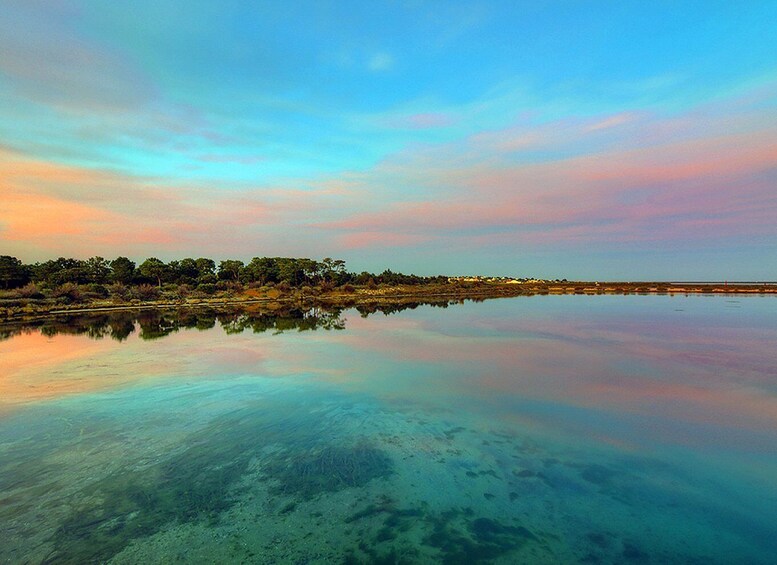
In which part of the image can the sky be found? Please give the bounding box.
[1,0,776,279]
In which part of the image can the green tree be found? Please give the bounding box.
[33,258,87,286]
[176,258,200,285]
[243,257,279,285]
[85,256,111,284]
[353,271,373,285]
[110,257,136,284]
[166,260,181,283]
[194,258,216,281]
[0,256,30,289]
[276,258,303,285]
[218,260,244,281]
[138,257,168,288]
[321,257,347,283]
[297,258,320,283]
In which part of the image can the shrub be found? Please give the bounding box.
[216,280,240,292]
[83,283,109,298]
[133,284,160,301]
[51,282,81,303]
[108,283,130,300]
[266,288,281,299]
[300,285,319,296]
[15,283,44,299]
[341,284,356,293]
[197,283,216,295]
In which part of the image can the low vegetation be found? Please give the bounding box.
[1,254,773,320]
[0,254,453,315]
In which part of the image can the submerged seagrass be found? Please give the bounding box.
[1,295,776,563]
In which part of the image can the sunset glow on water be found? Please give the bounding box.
[2,296,775,563]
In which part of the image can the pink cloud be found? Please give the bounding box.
[584,112,637,132]
[4,76,776,263]
[339,231,432,249]
[316,95,777,250]
[0,148,343,259]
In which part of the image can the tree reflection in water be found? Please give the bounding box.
[0,299,468,342]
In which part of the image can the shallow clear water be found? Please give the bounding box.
[1,295,776,563]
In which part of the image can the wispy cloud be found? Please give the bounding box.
[0,148,345,259]
[387,112,454,130]
[0,2,155,113]
[196,154,266,165]
[1,1,776,277]
[367,52,394,72]
[316,83,777,252]
[584,112,638,132]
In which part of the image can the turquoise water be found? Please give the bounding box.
[1,296,776,563]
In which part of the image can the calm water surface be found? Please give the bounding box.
[1,295,776,563]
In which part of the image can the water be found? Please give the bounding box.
[1,296,775,563]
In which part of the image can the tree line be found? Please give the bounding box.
[0,255,448,293]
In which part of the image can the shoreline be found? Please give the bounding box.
[2,282,775,322]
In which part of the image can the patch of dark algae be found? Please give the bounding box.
[265,443,393,497]
[43,404,394,564]
[426,511,540,563]
[44,425,257,564]
[344,501,547,564]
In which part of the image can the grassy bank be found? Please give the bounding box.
[1,280,774,321]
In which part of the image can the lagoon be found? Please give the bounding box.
[1,295,776,563]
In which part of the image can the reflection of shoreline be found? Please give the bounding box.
[0,300,461,343]
[0,284,524,322]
